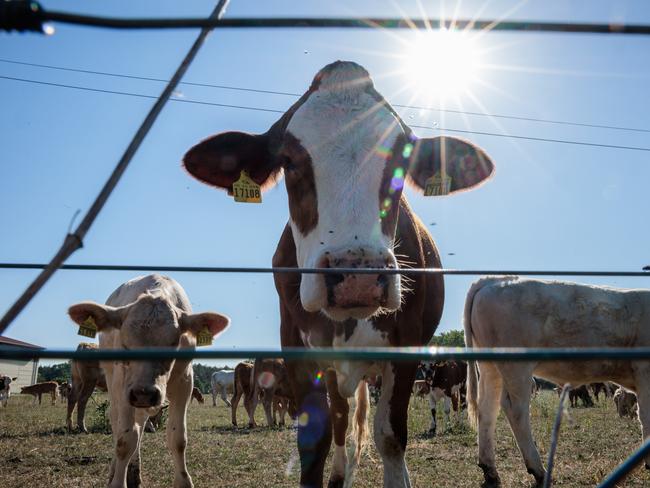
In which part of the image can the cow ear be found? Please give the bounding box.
[11,377,17,382]
[183,131,282,193]
[406,136,495,194]
[180,312,230,338]
[68,302,123,332]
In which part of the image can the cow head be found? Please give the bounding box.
[68,295,229,410]
[184,61,494,322]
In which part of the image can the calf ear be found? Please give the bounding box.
[183,131,282,192]
[180,312,230,338]
[68,302,123,332]
[406,136,495,194]
[11,377,17,382]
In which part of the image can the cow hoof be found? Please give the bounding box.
[527,468,545,487]
[327,477,344,488]
[428,428,436,437]
[479,464,501,488]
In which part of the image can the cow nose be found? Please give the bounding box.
[321,248,392,308]
[128,386,161,408]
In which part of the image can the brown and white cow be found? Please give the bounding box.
[418,360,467,435]
[249,358,296,428]
[231,361,255,427]
[183,61,494,487]
[66,342,108,432]
[21,381,59,405]
[0,375,17,407]
[614,387,638,418]
[464,276,650,487]
[68,274,229,488]
[191,387,205,404]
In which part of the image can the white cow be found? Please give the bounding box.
[464,276,650,487]
[210,369,235,407]
[68,274,230,488]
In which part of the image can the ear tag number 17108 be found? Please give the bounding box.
[78,316,97,338]
[232,170,262,203]
[424,173,452,197]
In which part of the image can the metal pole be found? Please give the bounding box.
[0,0,230,334]
[598,437,650,487]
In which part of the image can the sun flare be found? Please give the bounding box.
[401,29,480,102]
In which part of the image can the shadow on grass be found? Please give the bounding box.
[199,424,295,435]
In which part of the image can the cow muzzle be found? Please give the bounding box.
[313,247,398,320]
[128,386,162,409]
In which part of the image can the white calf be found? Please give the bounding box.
[68,274,229,488]
[464,276,650,486]
[211,370,235,407]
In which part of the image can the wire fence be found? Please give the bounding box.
[3,2,650,486]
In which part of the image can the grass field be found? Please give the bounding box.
[0,390,648,487]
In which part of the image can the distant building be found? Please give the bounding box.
[0,336,43,388]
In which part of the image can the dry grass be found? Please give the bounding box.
[0,391,648,487]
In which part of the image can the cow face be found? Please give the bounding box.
[184,61,494,322]
[68,295,229,410]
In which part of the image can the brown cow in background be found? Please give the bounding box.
[191,387,205,404]
[231,361,255,427]
[249,358,296,428]
[21,381,59,405]
[66,342,108,432]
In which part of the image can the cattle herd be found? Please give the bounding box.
[1,61,649,487]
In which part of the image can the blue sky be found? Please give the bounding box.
[1,1,650,367]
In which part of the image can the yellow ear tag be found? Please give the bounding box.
[424,173,452,196]
[232,170,261,203]
[196,327,213,347]
[78,316,97,338]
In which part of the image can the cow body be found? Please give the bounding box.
[464,276,650,486]
[67,274,229,488]
[0,375,17,407]
[419,360,467,435]
[184,61,494,487]
[614,387,638,418]
[569,385,594,408]
[66,342,108,432]
[21,381,59,405]
[210,370,234,407]
[231,361,255,427]
[249,358,296,428]
[191,387,204,404]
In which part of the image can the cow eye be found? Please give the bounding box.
[283,157,297,173]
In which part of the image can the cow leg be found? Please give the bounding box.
[220,386,232,407]
[441,396,452,433]
[231,385,242,426]
[287,360,331,488]
[262,390,275,427]
[476,362,503,487]
[66,384,80,431]
[427,393,437,436]
[244,388,256,428]
[211,383,217,407]
[108,402,140,488]
[166,374,194,488]
[37,393,42,405]
[374,362,416,488]
[325,370,349,488]
[77,381,96,433]
[248,386,260,428]
[499,368,545,486]
[125,409,148,488]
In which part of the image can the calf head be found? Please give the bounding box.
[184,61,494,322]
[68,295,229,410]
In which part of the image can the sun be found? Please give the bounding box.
[400,29,480,101]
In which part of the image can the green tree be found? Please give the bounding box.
[429,329,465,347]
[38,362,72,384]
